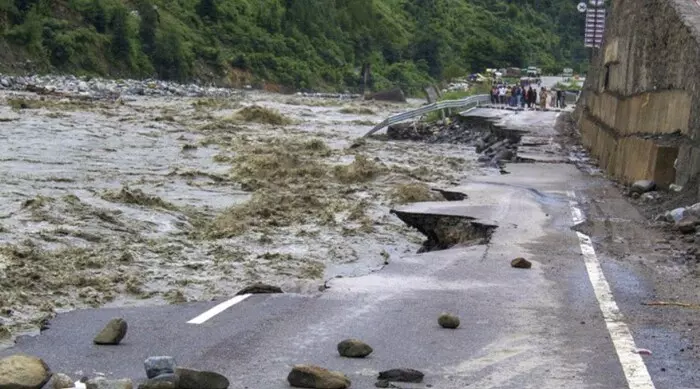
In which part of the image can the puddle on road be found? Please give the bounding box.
[0,90,498,338]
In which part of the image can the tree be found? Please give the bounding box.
[85,0,107,33]
[110,5,130,59]
[152,26,191,80]
[137,0,158,54]
[196,0,216,21]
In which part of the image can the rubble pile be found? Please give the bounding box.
[386,117,524,168]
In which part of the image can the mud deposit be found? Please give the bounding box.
[0,90,494,339]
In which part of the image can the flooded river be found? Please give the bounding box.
[0,89,492,339]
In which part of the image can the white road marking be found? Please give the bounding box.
[566,191,656,389]
[187,294,252,324]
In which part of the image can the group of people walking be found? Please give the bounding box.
[490,85,566,109]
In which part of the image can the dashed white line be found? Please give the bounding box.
[566,191,656,389]
[187,294,252,324]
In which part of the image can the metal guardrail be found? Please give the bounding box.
[363,94,491,137]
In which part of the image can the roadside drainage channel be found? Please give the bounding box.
[390,209,498,253]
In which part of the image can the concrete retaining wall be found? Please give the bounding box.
[575,0,700,194]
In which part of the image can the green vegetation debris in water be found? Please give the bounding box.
[102,186,178,210]
[389,183,443,204]
[235,105,292,125]
[204,135,390,238]
[339,107,375,115]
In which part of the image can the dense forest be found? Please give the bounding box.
[0,0,587,93]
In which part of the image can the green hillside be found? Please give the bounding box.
[0,0,587,93]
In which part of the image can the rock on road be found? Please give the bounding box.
[1,109,696,389]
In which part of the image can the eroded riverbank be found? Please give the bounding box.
[0,89,496,340]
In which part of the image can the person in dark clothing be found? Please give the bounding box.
[556,89,563,108]
[526,87,534,108]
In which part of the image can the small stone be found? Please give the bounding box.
[85,377,133,389]
[93,318,128,345]
[0,354,52,389]
[375,380,389,388]
[337,339,373,358]
[51,373,75,389]
[287,365,351,389]
[176,367,229,389]
[378,368,424,383]
[511,257,532,269]
[235,283,283,295]
[144,356,176,379]
[438,313,460,329]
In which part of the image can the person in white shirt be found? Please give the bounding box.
[498,86,506,104]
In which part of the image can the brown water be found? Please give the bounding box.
[0,90,491,339]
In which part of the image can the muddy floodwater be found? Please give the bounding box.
[0,89,493,340]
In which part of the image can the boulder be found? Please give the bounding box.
[367,87,406,103]
[235,283,283,295]
[377,368,424,383]
[175,368,229,389]
[438,313,460,329]
[640,191,661,202]
[687,202,700,218]
[374,380,389,388]
[630,180,655,194]
[85,378,133,389]
[51,373,75,389]
[93,318,128,345]
[669,184,683,192]
[337,339,373,358]
[677,217,699,234]
[146,374,177,386]
[491,149,514,163]
[511,257,532,269]
[144,356,176,379]
[0,354,51,389]
[287,365,351,389]
[137,378,176,389]
[664,208,687,223]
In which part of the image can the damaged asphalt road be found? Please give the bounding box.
[2,109,698,389]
